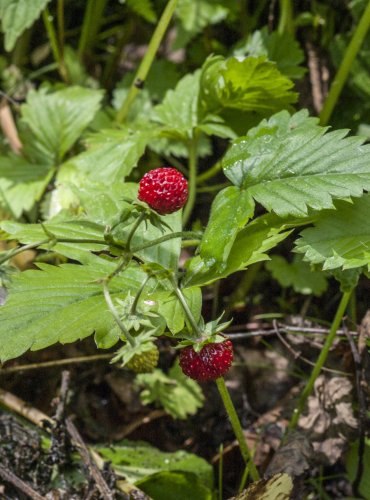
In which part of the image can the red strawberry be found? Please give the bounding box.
[179,339,233,381]
[138,167,188,215]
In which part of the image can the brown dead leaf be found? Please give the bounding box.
[228,473,293,500]
[265,432,313,478]
[298,375,357,465]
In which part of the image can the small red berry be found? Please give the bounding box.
[138,167,188,215]
[179,339,233,382]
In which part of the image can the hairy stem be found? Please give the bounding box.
[319,1,370,126]
[169,275,202,337]
[102,281,136,347]
[288,290,352,431]
[116,0,178,123]
[131,231,200,253]
[126,212,146,251]
[216,377,260,482]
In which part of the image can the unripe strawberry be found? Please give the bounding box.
[126,345,159,373]
[179,339,233,381]
[138,167,188,215]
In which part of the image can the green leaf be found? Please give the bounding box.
[20,86,103,164]
[295,196,370,270]
[200,187,254,266]
[64,127,153,183]
[201,55,297,115]
[0,155,53,217]
[124,0,157,23]
[137,471,213,500]
[152,71,201,140]
[174,0,229,48]
[235,28,306,79]
[0,0,52,51]
[331,268,362,293]
[346,439,370,500]
[183,213,298,287]
[266,254,328,296]
[0,219,106,264]
[97,439,213,487]
[154,287,202,334]
[223,110,370,217]
[137,362,204,419]
[0,260,146,362]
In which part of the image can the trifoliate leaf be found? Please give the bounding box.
[0,260,146,362]
[295,196,370,270]
[0,0,52,51]
[266,254,328,296]
[136,362,204,419]
[223,110,370,217]
[200,55,297,115]
[20,86,103,164]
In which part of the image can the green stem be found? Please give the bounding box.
[288,290,352,431]
[216,377,260,482]
[319,1,370,126]
[131,275,152,315]
[131,231,200,253]
[182,138,198,226]
[0,239,50,266]
[42,8,68,82]
[78,0,108,59]
[116,0,178,123]
[57,0,65,55]
[169,275,202,337]
[277,0,294,35]
[196,161,222,183]
[102,281,136,347]
[126,212,146,251]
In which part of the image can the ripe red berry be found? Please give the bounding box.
[138,167,188,215]
[179,339,233,382]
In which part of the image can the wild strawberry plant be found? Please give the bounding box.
[0,0,370,496]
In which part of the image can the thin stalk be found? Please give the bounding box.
[0,239,50,266]
[131,231,200,253]
[57,0,65,55]
[130,275,152,314]
[126,212,146,251]
[197,161,222,183]
[277,0,294,36]
[182,138,198,226]
[216,377,260,482]
[319,1,370,126]
[197,182,230,193]
[102,281,136,347]
[0,354,112,374]
[288,290,352,431]
[169,275,202,337]
[42,8,68,82]
[78,0,107,59]
[218,444,224,500]
[116,0,178,123]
